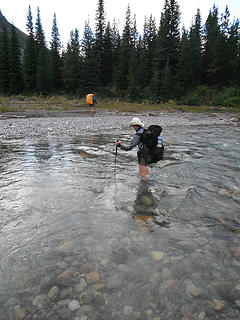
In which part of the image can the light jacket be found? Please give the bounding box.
[118,127,144,151]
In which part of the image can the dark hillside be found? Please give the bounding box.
[0,10,27,50]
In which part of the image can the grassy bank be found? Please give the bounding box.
[0,95,240,114]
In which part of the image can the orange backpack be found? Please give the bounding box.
[86,94,94,105]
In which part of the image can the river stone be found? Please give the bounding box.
[218,189,232,197]
[123,305,133,316]
[57,299,71,306]
[213,299,225,311]
[236,284,240,291]
[14,305,26,319]
[75,278,88,292]
[85,272,100,284]
[235,300,240,307]
[68,299,80,311]
[106,274,122,289]
[185,280,201,297]
[60,287,73,299]
[57,269,73,280]
[231,247,240,256]
[48,286,60,300]
[198,312,206,319]
[32,294,48,309]
[93,283,105,290]
[152,251,164,261]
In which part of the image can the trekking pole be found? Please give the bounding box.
[114,141,118,165]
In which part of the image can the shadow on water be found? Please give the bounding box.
[1,124,240,319]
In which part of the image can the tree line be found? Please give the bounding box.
[0,0,239,106]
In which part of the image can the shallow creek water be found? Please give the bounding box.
[0,114,240,320]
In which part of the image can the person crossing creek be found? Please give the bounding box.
[86,93,97,116]
[115,117,164,181]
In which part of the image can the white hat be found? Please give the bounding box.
[130,117,144,127]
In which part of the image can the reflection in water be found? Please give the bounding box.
[133,181,170,230]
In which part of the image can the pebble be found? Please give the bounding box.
[152,251,164,261]
[231,247,240,256]
[75,278,88,292]
[32,294,48,310]
[213,299,225,311]
[198,311,206,319]
[235,300,240,307]
[185,280,201,297]
[68,299,80,311]
[48,286,60,300]
[14,305,26,319]
[85,272,100,284]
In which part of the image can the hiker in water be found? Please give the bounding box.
[86,93,97,116]
[115,118,157,181]
[115,117,164,181]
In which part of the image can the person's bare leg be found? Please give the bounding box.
[139,165,150,181]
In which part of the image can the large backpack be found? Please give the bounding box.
[139,125,164,163]
[86,93,94,105]
[140,125,162,149]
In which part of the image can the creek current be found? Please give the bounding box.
[0,112,240,320]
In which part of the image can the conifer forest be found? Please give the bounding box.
[0,0,240,107]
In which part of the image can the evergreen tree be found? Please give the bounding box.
[175,28,191,95]
[228,19,240,85]
[203,5,223,86]
[95,0,106,86]
[114,5,136,92]
[153,0,181,99]
[176,9,203,94]
[35,7,51,94]
[219,6,238,85]
[81,21,97,91]
[0,26,10,94]
[50,13,62,92]
[23,5,37,93]
[9,24,23,94]
[138,15,157,93]
[101,22,114,86]
[62,29,81,93]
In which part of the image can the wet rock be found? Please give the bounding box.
[60,287,73,299]
[79,291,93,304]
[106,274,122,289]
[198,311,206,319]
[236,284,240,291]
[112,247,129,264]
[185,280,201,297]
[55,269,74,287]
[231,247,240,256]
[57,307,71,319]
[57,299,71,307]
[75,278,88,292]
[214,281,238,301]
[218,188,232,197]
[235,300,240,307]
[57,261,68,269]
[92,283,105,290]
[48,286,60,300]
[212,299,225,311]
[152,251,164,261]
[14,305,26,319]
[85,272,100,284]
[32,294,49,309]
[68,299,80,311]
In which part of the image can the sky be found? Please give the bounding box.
[1,0,240,48]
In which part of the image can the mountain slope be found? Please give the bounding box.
[0,10,27,49]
